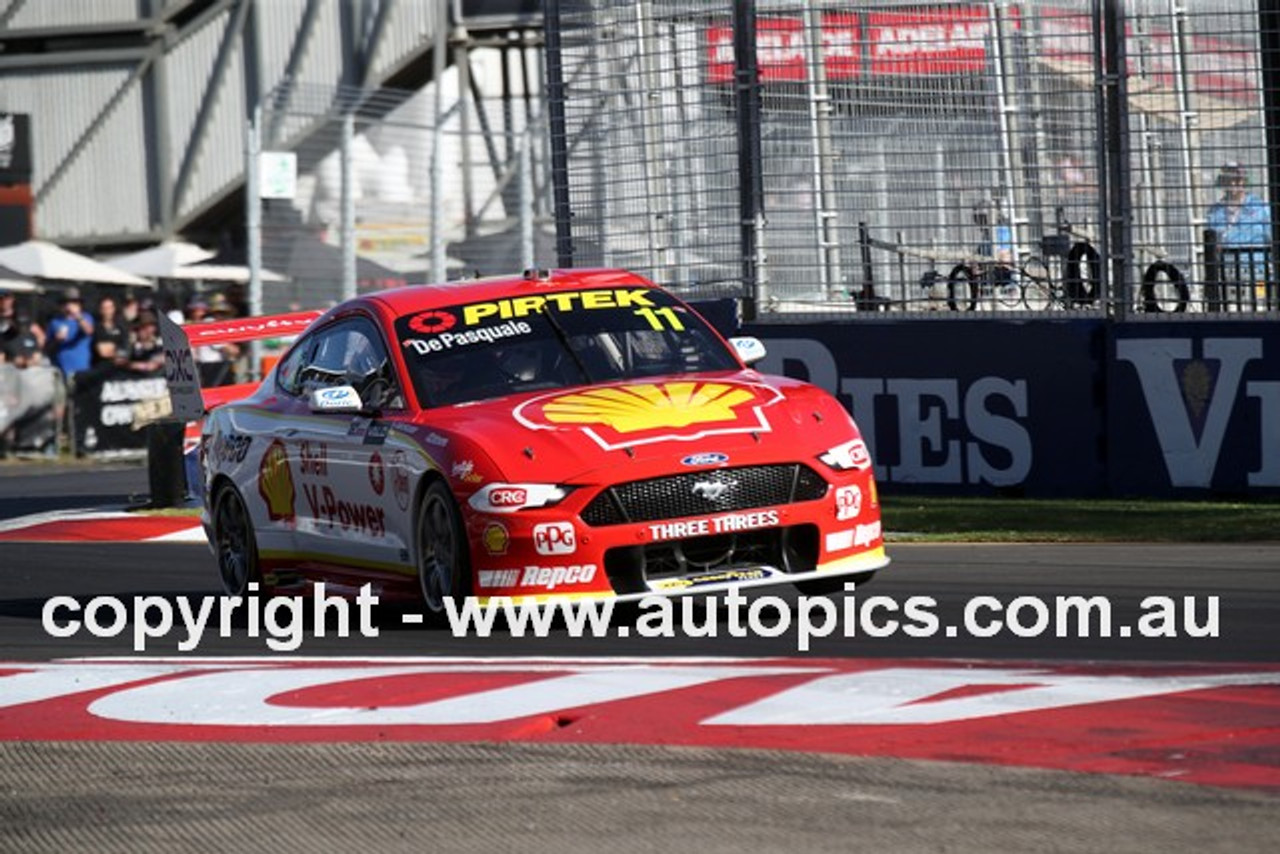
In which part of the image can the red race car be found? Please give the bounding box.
[169,268,887,609]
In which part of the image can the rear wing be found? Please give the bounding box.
[159,309,323,422]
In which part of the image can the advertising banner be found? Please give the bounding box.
[746,320,1107,496]
[73,367,168,455]
[1109,323,1280,495]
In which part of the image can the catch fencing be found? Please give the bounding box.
[544,0,1277,319]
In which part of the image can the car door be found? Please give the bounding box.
[288,315,410,579]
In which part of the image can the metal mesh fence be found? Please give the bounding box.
[252,32,551,316]
[548,0,1275,318]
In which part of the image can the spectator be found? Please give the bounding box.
[1,288,46,366]
[46,287,95,380]
[120,291,141,326]
[186,296,238,385]
[973,200,1016,297]
[92,295,130,367]
[1207,161,1272,306]
[126,311,166,373]
[124,311,165,374]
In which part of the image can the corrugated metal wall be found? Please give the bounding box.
[0,0,446,246]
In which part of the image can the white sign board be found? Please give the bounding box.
[259,151,297,200]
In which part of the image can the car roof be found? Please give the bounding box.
[361,268,660,317]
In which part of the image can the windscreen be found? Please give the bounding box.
[392,286,739,407]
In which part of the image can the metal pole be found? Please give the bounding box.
[734,0,764,320]
[989,1,1022,262]
[340,110,356,301]
[1260,0,1280,310]
[544,0,575,267]
[430,0,447,283]
[636,1,671,278]
[246,102,263,380]
[454,18,475,240]
[801,0,841,300]
[519,122,534,269]
[1169,0,1202,285]
[1101,0,1132,320]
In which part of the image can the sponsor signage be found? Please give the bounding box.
[748,319,1280,497]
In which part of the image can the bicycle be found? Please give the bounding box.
[944,241,1100,312]
[945,255,1068,311]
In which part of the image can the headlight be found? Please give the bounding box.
[468,483,574,513]
[818,438,872,472]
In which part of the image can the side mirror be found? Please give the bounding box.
[728,336,767,366]
[309,385,363,414]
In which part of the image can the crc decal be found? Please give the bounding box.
[835,485,862,521]
[514,380,782,451]
[647,510,780,541]
[482,522,510,556]
[258,439,295,523]
[533,522,576,556]
[390,449,410,512]
[407,310,457,334]
[368,451,385,496]
[460,288,654,325]
[682,452,729,466]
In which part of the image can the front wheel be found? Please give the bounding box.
[212,485,260,596]
[416,480,470,612]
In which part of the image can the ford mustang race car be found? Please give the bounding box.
[167,268,887,608]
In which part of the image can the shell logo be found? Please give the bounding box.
[515,380,780,451]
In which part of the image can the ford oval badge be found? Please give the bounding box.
[681,452,729,467]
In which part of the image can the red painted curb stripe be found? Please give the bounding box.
[0,516,200,542]
[2,659,1278,792]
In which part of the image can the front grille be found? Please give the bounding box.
[581,463,828,527]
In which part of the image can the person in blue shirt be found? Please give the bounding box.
[46,286,95,380]
[1206,162,1272,302]
[973,200,1016,297]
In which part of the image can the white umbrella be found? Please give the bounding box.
[0,263,40,293]
[0,240,152,287]
[164,263,288,283]
[106,240,215,276]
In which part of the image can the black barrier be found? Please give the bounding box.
[72,366,168,455]
[1109,323,1280,495]
[745,319,1280,497]
[746,320,1107,496]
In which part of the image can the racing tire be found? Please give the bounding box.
[795,570,876,598]
[1139,261,1190,313]
[212,484,260,597]
[947,264,979,312]
[416,480,471,613]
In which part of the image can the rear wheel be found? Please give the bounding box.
[212,485,260,596]
[417,480,470,612]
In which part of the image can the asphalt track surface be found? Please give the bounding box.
[2,462,1279,852]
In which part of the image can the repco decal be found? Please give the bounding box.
[513,380,783,451]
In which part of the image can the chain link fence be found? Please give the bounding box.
[546,0,1276,319]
